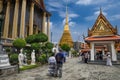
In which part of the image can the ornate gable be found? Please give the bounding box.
[88,11,117,37]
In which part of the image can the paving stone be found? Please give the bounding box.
[0,57,120,80]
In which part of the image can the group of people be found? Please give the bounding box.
[79,51,112,66]
[48,46,66,78]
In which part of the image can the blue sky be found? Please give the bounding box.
[45,0,120,43]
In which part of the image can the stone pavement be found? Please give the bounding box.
[1,57,120,80]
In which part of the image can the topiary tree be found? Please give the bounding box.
[31,43,41,52]
[9,53,18,65]
[61,44,70,52]
[25,34,36,44]
[45,42,54,49]
[38,54,47,64]
[35,33,48,43]
[13,38,26,52]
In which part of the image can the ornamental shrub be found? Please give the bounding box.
[45,42,54,49]
[38,54,47,64]
[61,44,70,52]
[25,34,36,44]
[9,53,18,65]
[35,33,48,42]
[13,38,26,49]
[31,43,41,51]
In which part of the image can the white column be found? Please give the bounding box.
[111,42,117,61]
[20,0,26,38]
[29,2,34,35]
[90,42,95,61]
[3,1,10,38]
[47,16,50,42]
[12,0,19,39]
[42,12,46,33]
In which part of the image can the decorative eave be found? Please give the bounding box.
[85,35,120,42]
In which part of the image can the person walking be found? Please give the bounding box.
[55,48,64,77]
[84,51,89,63]
[106,52,112,66]
[48,53,56,76]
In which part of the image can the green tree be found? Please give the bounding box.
[35,33,48,43]
[61,44,70,52]
[13,38,26,51]
[25,34,36,44]
[45,42,54,49]
[25,33,48,44]
[31,43,41,51]
[9,53,18,65]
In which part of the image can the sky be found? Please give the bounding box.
[45,0,120,43]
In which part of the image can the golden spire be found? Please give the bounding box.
[65,5,68,24]
[59,0,73,47]
[64,1,69,31]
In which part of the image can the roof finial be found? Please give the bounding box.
[65,0,68,24]
[100,7,102,14]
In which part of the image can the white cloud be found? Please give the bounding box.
[47,2,64,9]
[109,14,120,21]
[47,7,57,12]
[69,13,79,18]
[58,10,79,18]
[76,0,108,5]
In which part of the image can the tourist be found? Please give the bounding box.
[84,51,89,63]
[106,52,112,66]
[48,53,56,64]
[48,53,56,76]
[62,51,67,63]
[52,44,59,55]
[55,48,64,77]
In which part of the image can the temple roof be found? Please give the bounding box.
[88,9,117,37]
[33,0,51,16]
[85,9,119,42]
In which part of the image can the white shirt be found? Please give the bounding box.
[48,56,56,64]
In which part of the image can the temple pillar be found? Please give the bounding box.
[90,42,95,61]
[3,1,10,38]
[36,26,38,34]
[42,12,46,33]
[12,0,19,39]
[0,1,3,12]
[111,42,117,61]
[29,2,34,35]
[20,0,26,38]
[47,16,50,42]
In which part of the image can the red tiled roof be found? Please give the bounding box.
[85,35,120,41]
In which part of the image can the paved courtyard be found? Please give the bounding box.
[1,57,120,80]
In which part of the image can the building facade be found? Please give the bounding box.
[0,0,51,46]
